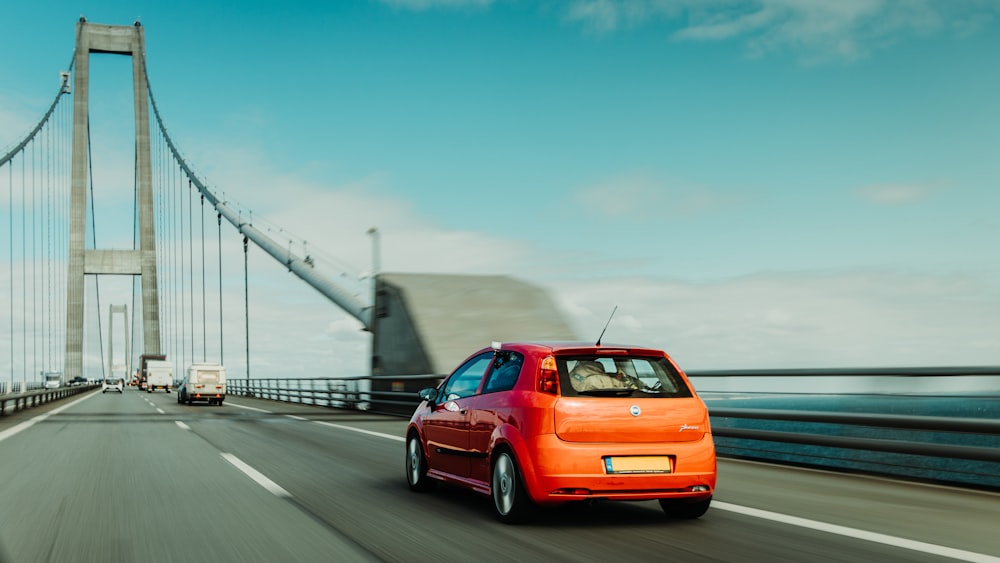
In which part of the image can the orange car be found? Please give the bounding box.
[405,341,716,523]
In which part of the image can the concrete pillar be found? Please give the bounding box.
[64,20,161,379]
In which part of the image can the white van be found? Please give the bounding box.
[43,372,64,389]
[145,360,173,393]
[178,363,226,405]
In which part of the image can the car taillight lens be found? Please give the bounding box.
[538,355,558,395]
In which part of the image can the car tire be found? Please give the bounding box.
[659,496,712,519]
[492,450,533,524]
[405,433,435,492]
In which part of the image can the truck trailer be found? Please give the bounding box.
[145,360,173,393]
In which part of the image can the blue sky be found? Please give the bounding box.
[2,1,999,376]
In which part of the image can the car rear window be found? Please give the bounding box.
[559,355,693,398]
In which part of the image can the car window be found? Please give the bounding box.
[482,351,524,394]
[561,355,692,398]
[441,353,492,401]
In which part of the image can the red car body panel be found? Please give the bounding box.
[407,342,717,508]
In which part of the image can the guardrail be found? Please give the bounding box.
[228,375,434,413]
[0,384,100,416]
[228,367,1000,490]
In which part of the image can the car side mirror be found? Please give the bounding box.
[418,387,438,404]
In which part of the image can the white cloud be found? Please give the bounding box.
[561,0,996,63]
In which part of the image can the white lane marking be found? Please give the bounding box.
[221,453,291,498]
[314,420,405,443]
[224,401,272,413]
[712,501,1000,563]
[175,421,190,430]
[286,415,307,421]
[156,408,165,414]
[0,391,98,443]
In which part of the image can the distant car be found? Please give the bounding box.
[102,378,123,394]
[405,341,716,523]
[68,376,87,386]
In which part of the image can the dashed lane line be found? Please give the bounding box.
[221,453,291,498]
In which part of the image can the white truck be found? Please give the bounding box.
[178,363,226,405]
[145,360,174,393]
[43,371,64,389]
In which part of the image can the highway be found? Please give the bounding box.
[0,389,997,563]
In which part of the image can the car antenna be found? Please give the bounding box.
[595,306,618,346]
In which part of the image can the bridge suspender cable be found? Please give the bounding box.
[7,158,12,386]
[188,179,194,364]
[200,194,206,362]
[21,153,26,381]
[218,211,224,364]
[243,235,250,385]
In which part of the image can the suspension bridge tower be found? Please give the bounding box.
[65,20,161,379]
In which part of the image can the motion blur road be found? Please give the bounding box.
[0,389,997,563]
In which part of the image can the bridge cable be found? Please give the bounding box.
[45,112,52,371]
[178,163,185,373]
[217,211,224,364]
[21,150,26,381]
[243,235,249,383]
[86,118,105,379]
[7,156,13,385]
[200,193,206,362]
[32,139,38,381]
[132,141,140,372]
[188,178,194,365]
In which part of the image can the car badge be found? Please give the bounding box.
[630,405,641,417]
[679,424,700,431]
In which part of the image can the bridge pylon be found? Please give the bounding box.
[65,20,160,379]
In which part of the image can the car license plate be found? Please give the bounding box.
[604,456,673,474]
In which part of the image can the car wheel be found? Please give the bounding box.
[492,450,533,524]
[659,496,712,519]
[405,433,435,492]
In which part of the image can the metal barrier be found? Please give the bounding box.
[228,375,439,416]
[0,384,100,416]
[227,367,1000,489]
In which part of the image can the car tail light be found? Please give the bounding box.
[552,488,591,495]
[538,355,558,394]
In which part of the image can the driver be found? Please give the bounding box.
[570,361,627,392]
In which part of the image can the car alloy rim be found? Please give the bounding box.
[494,454,514,515]
[407,437,421,484]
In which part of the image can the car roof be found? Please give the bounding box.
[488,341,667,355]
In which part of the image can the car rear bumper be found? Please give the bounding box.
[188,393,225,401]
[519,433,717,505]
